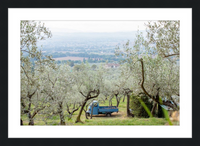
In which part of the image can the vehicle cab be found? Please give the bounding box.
[86,100,99,115]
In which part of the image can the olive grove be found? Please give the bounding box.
[20,20,180,125]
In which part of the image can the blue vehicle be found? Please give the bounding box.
[86,100,118,117]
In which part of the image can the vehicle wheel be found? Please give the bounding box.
[106,113,111,117]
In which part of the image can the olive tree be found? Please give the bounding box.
[42,64,74,125]
[103,68,123,107]
[21,60,52,125]
[137,56,179,109]
[108,80,123,107]
[118,51,179,111]
[119,64,136,116]
[73,64,105,123]
[115,21,179,112]
[65,86,83,120]
[20,20,54,125]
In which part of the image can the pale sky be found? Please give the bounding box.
[40,21,148,33]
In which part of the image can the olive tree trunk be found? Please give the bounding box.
[123,95,126,102]
[28,112,34,125]
[59,111,65,125]
[21,119,23,125]
[116,96,120,107]
[75,100,87,123]
[151,102,157,117]
[127,94,131,116]
[58,102,65,125]
[114,93,120,107]
[75,89,100,123]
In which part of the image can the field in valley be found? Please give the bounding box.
[53,56,88,61]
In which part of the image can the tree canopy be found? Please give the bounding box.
[115,20,179,110]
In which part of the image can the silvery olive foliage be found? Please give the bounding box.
[101,66,134,107]
[20,20,52,59]
[73,63,105,96]
[115,21,179,109]
[20,21,55,125]
[40,65,71,125]
[145,21,180,59]
[73,63,107,122]
[100,68,120,98]
[34,64,84,124]
[134,55,179,100]
[21,60,50,125]
[106,68,124,106]
[119,64,136,96]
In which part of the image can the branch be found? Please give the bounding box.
[21,97,26,108]
[163,53,179,58]
[21,65,30,82]
[28,102,31,113]
[32,106,46,118]
[48,73,57,88]
[21,49,36,57]
[71,105,81,114]
[66,104,71,114]
[79,91,87,98]
[139,58,153,99]
[123,88,133,94]
[22,110,29,114]
[88,89,100,99]
[43,89,54,100]
[66,103,81,117]
[29,88,37,98]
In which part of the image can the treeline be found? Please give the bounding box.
[55,58,122,66]
[55,60,81,65]
[52,52,124,65]
[47,52,122,60]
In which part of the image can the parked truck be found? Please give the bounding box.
[86,100,118,117]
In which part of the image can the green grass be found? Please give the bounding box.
[21,98,169,125]
[75,117,167,125]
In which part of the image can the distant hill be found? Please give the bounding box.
[37,30,147,51]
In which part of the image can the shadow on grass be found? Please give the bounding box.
[89,112,124,118]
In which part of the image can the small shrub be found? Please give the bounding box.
[130,94,153,118]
